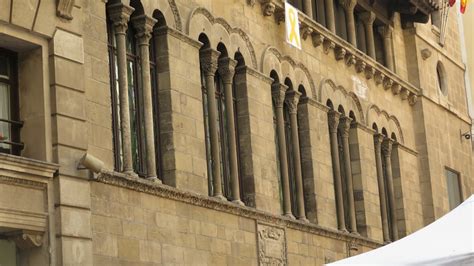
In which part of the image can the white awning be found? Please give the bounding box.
[327,195,474,265]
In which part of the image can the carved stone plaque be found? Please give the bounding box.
[257,223,287,266]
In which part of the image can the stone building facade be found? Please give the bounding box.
[0,0,472,265]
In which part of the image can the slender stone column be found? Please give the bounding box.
[374,133,390,242]
[339,116,357,234]
[132,15,159,181]
[339,0,357,46]
[218,57,244,205]
[378,25,395,71]
[200,48,225,200]
[360,11,376,59]
[286,90,308,222]
[107,3,136,175]
[325,0,336,33]
[303,0,314,19]
[272,83,295,219]
[328,110,346,231]
[382,138,399,241]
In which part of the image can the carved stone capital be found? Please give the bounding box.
[312,33,325,47]
[272,83,289,108]
[356,60,366,73]
[107,3,135,35]
[132,15,157,46]
[285,90,302,114]
[6,230,43,250]
[377,25,393,39]
[338,0,357,11]
[359,11,376,26]
[374,133,384,153]
[328,110,341,133]
[218,57,238,83]
[335,46,347,61]
[200,48,221,76]
[57,0,75,20]
[261,0,276,16]
[382,138,394,156]
[339,116,353,137]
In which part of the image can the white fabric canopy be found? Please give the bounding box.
[328,195,474,265]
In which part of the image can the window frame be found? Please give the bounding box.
[0,48,22,156]
[445,167,463,211]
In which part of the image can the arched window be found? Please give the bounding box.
[107,10,160,177]
[199,40,244,203]
[437,62,448,95]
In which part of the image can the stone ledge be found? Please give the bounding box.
[93,171,383,249]
[0,153,59,179]
[251,0,421,106]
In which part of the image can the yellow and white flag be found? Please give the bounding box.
[285,2,301,49]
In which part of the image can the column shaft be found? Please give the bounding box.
[200,49,225,200]
[218,58,243,205]
[378,25,395,71]
[303,0,314,19]
[340,117,357,233]
[361,12,376,59]
[328,111,346,231]
[132,15,159,181]
[325,0,336,33]
[342,0,357,46]
[374,134,390,242]
[286,91,307,221]
[272,83,294,218]
[383,139,399,241]
[108,3,135,175]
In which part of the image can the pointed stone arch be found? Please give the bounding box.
[187,7,258,69]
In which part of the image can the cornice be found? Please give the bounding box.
[93,172,383,249]
[250,0,421,106]
[0,154,59,179]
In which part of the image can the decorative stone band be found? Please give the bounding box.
[93,171,383,249]
[250,0,420,106]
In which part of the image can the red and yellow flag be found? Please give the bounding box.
[449,0,469,14]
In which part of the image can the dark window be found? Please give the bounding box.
[312,0,326,26]
[334,0,348,41]
[288,0,303,10]
[374,26,386,66]
[107,18,161,177]
[446,168,462,210]
[0,49,21,155]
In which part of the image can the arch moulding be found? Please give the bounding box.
[187,7,258,69]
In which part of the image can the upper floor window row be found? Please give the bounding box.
[288,0,395,71]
